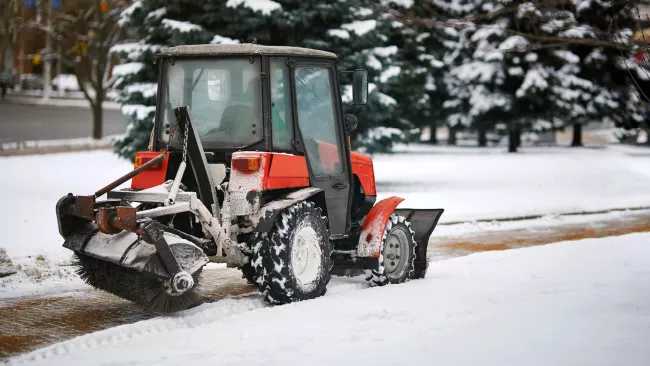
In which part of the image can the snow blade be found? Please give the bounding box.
[393,208,444,279]
[64,223,209,313]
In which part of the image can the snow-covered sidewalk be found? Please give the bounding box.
[10,232,650,366]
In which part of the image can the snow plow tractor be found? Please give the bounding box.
[55,44,444,313]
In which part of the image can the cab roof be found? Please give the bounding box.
[158,44,337,59]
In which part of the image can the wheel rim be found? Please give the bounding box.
[383,228,409,280]
[290,224,323,291]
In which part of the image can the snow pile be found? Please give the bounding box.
[11,233,650,365]
[0,248,16,277]
[51,74,79,91]
[226,0,281,15]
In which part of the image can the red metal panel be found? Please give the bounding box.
[265,154,310,190]
[350,152,376,196]
[357,196,404,258]
[131,152,169,190]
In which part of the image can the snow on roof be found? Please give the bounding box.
[159,44,336,58]
[210,35,239,45]
[327,29,350,40]
[226,0,281,15]
[112,62,146,77]
[341,20,378,36]
[161,19,204,33]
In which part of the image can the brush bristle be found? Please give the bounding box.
[74,253,203,313]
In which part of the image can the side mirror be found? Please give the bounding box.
[344,114,358,134]
[352,69,368,105]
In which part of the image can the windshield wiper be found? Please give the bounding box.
[191,68,205,92]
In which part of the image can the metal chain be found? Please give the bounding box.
[181,122,189,163]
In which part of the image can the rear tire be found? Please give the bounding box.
[251,201,332,304]
[367,215,416,287]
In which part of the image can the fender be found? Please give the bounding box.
[251,187,324,232]
[357,196,404,258]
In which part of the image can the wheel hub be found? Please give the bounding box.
[290,225,322,291]
[384,229,408,280]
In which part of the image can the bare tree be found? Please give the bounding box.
[54,0,126,139]
[0,0,25,73]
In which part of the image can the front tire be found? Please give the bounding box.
[251,201,332,304]
[367,214,417,287]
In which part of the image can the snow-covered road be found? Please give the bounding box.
[9,232,650,366]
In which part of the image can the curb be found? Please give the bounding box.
[438,205,650,226]
[1,96,121,110]
[0,135,120,156]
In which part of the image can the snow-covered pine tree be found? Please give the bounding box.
[389,0,462,145]
[446,1,570,152]
[560,0,646,146]
[111,0,262,160]
[325,1,405,153]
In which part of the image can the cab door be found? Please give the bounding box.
[292,63,352,238]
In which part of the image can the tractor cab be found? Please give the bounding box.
[151,44,370,237]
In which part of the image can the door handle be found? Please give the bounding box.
[332,182,347,190]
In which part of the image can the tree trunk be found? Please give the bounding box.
[92,102,103,139]
[478,126,488,147]
[447,125,457,145]
[571,123,583,147]
[645,128,650,146]
[428,123,438,144]
[508,124,521,153]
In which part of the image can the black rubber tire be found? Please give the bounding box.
[251,201,332,304]
[75,253,203,314]
[367,214,417,287]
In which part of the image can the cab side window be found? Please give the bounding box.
[270,58,294,150]
[294,66,342,176]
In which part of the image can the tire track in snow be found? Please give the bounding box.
[7,278,368,365]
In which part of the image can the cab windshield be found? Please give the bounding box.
[159,57,263,148]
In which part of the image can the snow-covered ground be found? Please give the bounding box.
[1,145,649,298]
[9,233,650,366]
[376,144,650,221]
